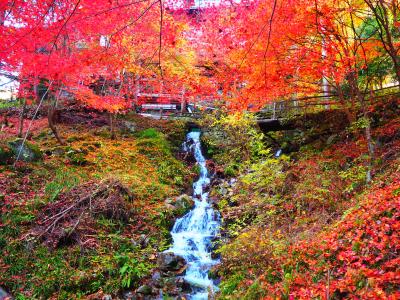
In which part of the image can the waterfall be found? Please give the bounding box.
[168,130,221,299]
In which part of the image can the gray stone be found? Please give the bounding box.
[157,252,186,272]
[0,287,12,300]
[130,239,139,248]
[102,295,112,300]
[122,291,136,300]
[165,194,194,214]
[219,187,228,197]
[138,234,150,248]
[123,121,136,133]
[229,178,237,186]
[174,194,195,211]
[51,147,66,156]
[8,139,43,162]
[326,134,338,146]
[151,271,162,282]
[136,285,152,295]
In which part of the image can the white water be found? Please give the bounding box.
[168,130,220,299]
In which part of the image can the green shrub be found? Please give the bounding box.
[137,128,160,139]
[219,273,245,297]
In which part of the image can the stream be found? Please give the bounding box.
[167,130,221,299]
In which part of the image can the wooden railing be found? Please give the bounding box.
[257,85,400,120]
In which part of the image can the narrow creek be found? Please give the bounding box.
[167,129,221,299]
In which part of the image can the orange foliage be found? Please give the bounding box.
[74,87,129,113]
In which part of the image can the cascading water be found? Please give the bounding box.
[168,130,221,299]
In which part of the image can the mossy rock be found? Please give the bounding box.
[165,194,195,216]
[65,148,88,166]
[8,139,43,162]
[0,144,14,165]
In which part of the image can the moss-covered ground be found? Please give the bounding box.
[0,113,195,299]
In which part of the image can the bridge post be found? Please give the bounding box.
[181,87,186,115]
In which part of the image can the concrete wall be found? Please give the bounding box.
[0,75,19,101]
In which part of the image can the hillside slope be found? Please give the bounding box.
[203,98,400,299]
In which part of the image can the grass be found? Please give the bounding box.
[0,99,20,109]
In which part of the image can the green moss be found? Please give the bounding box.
[65,148,88,166]
[44,167,84,202]
[137,128,160,139]
[0,144,13,165]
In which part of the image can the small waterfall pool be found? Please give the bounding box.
[167,130,221,299]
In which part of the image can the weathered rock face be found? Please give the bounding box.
[8,139,43,162]
[157,252,186,272]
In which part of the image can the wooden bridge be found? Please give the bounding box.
[137,84,400,126]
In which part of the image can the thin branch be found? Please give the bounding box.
[159,0,164,79]
[263,0,277,87]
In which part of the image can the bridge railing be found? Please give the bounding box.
[138,84,400,120]
[258,85,400,120]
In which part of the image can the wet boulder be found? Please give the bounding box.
[174,194,195,211]
[8,138,43,162]
[175,277,192,294]
[181,139,196,164]
[157,252,186,272]
[160,276,191,296]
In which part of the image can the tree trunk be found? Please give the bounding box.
[1,111,9,130]
[34,76,40,104]
[393,59,400,84]
[364,115,374,183]
[18,99,27,138]
[350,72,374,184]
[109,113,116,140]
[364,92,376,184]
[335,83,355,123]
[48,104,65,145]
